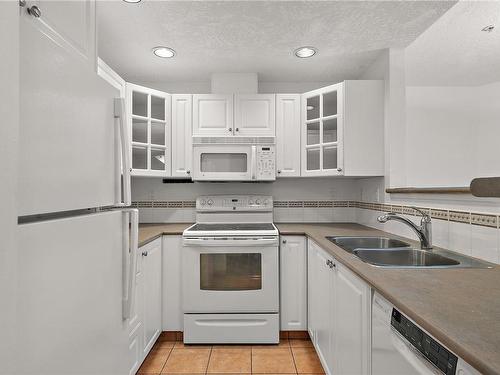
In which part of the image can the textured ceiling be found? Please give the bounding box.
[406,1,500,86]
[97,1,454,84]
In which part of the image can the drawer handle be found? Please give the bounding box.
[142,251,148,257]
[27,5,41,17]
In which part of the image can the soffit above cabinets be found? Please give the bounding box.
[97,1,454,84]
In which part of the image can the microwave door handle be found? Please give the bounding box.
[251,146,257,180]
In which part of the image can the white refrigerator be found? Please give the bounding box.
[17,4,136,375]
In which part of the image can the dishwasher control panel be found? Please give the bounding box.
[391,308,458,375]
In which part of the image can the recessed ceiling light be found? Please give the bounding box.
[294,46,317,58]
[482,25,495,32]
[152,46,176,58]
[123,0,141,3]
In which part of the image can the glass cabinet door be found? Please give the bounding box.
[303,83,343,175]
[127,83,171,176]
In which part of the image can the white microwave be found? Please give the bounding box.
[192,140,276,181]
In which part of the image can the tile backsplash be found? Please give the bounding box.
[133,199,500,264]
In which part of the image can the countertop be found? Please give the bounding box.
[138,222,500,374]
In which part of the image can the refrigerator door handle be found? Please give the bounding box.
[114,98,131,207]
[122,208,138,320]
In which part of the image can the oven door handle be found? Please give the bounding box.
[183,237,278,247]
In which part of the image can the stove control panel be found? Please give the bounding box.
[197,195,273,211]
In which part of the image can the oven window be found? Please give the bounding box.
[200,253,262,291]
[200,153,247,173]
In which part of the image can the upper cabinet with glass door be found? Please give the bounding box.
[126,83,172,177]
[301,81,384,177]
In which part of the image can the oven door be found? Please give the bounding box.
[182,237,279,313]
[192,144,254,181]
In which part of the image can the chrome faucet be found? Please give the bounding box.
[377,207,432,249]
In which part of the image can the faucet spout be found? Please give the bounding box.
[377,208,432,249]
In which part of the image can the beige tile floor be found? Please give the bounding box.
[137,338,325,375]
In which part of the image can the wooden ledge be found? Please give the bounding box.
[385,187,471,194]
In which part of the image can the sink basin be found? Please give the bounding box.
[326,236,411,253]
[353,248,460,268]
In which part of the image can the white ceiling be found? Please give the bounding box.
[97,1,454,84]
[406,1,500,86]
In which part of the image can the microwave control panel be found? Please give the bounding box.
[256,145,276,180]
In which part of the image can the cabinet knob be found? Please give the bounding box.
[277,170,282,174]
[27,5,41,17]
[235,128,239,132]
[228,128,232,132]
[337,167,342,172]
[186,170,191,174]
[142,251,148,257]
[282,239,287,244]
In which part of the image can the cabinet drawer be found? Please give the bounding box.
[184,313,279,344]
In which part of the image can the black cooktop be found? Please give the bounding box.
[188,223,276,231]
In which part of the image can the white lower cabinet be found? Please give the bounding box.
[128,237,162,375]
[280,236,307,330]
[162,235,183,330]
[307,239,371,375]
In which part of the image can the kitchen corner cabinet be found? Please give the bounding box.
[193,94,234,136]
[128,238,162,375]
[301,80,384,177]
[171,95,193,178]
[307,239,371,375]
[126,83,172,177]
[280,236,307,330]
[234,94,276,136]
[276,94,301,177]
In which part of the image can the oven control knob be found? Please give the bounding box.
[249,199,254,205]
[264,199,269,206]
[200,199,206,206]
[207,199,214,206]
[256,199,261,205]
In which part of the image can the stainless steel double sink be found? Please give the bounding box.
[326,236,492,268]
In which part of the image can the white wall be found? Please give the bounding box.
[406,83,500,187]
[0,2,18,374]
[132,80,333,94]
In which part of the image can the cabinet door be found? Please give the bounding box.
[142,239,162,355]
[193,94,233,136]
[333,263,371,375]
[307,239,317,341]
[234,94,276,136]
[171,95,193,178]
[276,94,301,177]
[302,83,344,177]
[28,0,96,71]
[311,243,335,375]
[280,236,307,330]
[162,236,183,331]
[127,83,172,177]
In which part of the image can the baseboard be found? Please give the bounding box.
[160,330,310,341]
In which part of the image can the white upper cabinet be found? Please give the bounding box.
[301,80,384,177]
[234,94,276,137]
[280,236,307,330]
[193,94,233,136]
[24,0,97,71]
[276,94,301,177]
[171,95,193,178]
[126,83,172,177]
[302,83,344,177]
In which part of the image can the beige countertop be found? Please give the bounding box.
[139,222,500,374]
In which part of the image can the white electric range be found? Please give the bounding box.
[182,195,279,344]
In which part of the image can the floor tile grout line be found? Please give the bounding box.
[290,346,299,375]
[205,346,213,374]
[158,345,174,374]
